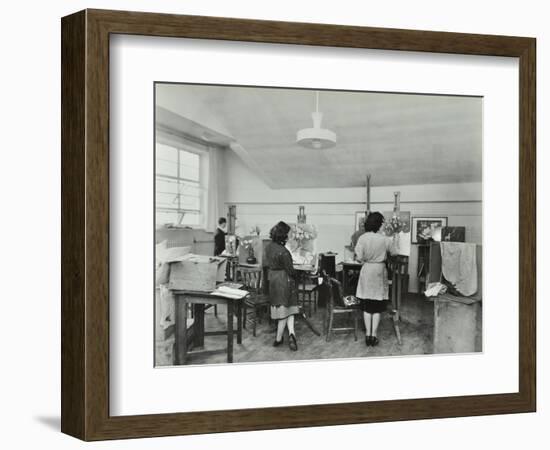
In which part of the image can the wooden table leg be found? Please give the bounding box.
[174,294,180,365]
[175,295,188,365]
[236,300,242,345]
[194,304,205,348]
[227,301,234,363]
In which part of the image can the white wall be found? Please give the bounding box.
[224,149,482,291]
[2,1,547,450]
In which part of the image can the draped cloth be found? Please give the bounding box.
[440,242,478,296]
[204,145,226,232]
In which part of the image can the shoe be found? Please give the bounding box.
[289,333,298,351]
[365,336,372,347]
[273,337,284,347]
[371,336,379,346]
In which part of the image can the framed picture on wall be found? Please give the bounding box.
[411,216,448,244]
[61,9,535,441]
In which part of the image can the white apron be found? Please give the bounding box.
[354,232,393,301]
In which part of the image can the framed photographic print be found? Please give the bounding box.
[61,9,536,441]
[412,216,448,244]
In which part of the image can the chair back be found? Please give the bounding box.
[320,270,346,308]
[240,267,263,294]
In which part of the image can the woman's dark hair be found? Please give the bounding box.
[270,221,291,245]
[364,212,384,233]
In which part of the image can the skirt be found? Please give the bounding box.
[358,298,389,314]
[270,305,300,320]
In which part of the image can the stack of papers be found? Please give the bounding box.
[211,285,249,299]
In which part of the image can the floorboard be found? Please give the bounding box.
[175,293,441,366]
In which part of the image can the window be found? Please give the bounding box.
[155,142,202,227]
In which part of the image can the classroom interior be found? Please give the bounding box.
[154,84,483,366]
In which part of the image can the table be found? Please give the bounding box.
[433,293,482,353]
[172,290,244,364]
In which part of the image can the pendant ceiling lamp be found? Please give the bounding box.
[296,91,337,150]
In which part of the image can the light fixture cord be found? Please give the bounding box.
[315,91,319,113]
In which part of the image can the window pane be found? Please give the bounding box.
[179,149,199,167]
[156,178,179,194]
[156,159,177,177]
[178,181,200,196]
[156,192,178,209]
[156,143,177,162]
[156,210,179,226]
[155,142,204,228]
[181,212,199,226]
[180,195,200,210]
[180,164,199,181]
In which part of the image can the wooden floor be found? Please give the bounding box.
[177,293,438,366]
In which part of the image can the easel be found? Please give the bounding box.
[363,175,405,345]
[388,190,405,345]
[293,205,322,336]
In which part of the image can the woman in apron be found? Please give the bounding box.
[354,212,397,347]
[265,221,300,351]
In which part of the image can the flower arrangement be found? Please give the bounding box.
[241,237,257,263]
[289,223,318,244]
[383,213,411,236]
[249,225,261,236]
[287,223,317,264]
[241,237,254,250]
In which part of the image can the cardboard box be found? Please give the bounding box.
[168,254,227,292]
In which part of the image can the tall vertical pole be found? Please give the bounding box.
[366,174,371,218]
[393,191,401,215]
[228,205,237,234]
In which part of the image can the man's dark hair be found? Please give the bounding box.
[218,217,227,226]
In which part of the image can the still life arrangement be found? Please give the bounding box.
[287,223,318,265]
[241,237,258,264]
[383,212,411,236]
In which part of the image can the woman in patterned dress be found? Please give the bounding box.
[265,221,299,351]
[354,212,398,347]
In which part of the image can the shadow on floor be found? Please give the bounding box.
[34,415,60,431]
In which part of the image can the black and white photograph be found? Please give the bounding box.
[154,83,483,367]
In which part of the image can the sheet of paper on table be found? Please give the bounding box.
[211,285,249,299]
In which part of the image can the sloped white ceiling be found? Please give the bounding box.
[156,83,482,189]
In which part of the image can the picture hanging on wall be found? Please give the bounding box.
[411,216,448,244]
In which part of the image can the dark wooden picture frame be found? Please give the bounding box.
[61,9,536,441]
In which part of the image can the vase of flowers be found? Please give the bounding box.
[242,237,257,264]
[289,223,317,250]
[249,225,261,236]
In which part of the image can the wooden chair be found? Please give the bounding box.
[296,256,320,316]
[239,266,270,336]
[322,271,359,342]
